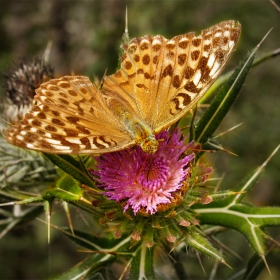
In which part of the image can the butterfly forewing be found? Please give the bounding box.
[103,20,241,133]
[5,76,134,154]
[155,20,241,131]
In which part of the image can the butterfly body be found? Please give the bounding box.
[104,93,159,154]
[5,20,241,155]
[119,111,159,154]
[132,121,159,154]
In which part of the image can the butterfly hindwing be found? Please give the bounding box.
[5,76,134,154]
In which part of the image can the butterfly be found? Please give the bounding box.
[5,20,241,155]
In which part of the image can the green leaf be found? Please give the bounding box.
[0,140,58,188]
[0,188,43,201]
[54,227,136,280]
[198,47,280,105]
[130,243,156,280]
[185,228,226,264]
[43,153,95,188]
[53,254,113,280]
[193,146,280,257]
[42,175,83,201]
[195,203,280,256]
[60,228,124,251]
[194,181,280,255]
[70,200,105,216]
[193,45,258,150]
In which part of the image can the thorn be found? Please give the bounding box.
[44,40,52,63]
[272,47,280,57]
[256,28,273,49]
[208,141,238,156]
[62,201,75,236]
[0,219,17,240]
[212,122,243,139]
[261,254,271,275]
[261,144,280,169]
[231,191,246,195]
[211,236,243,261]
[220,259,232,269]
[264,234,280,247]
[268,0,280,14]
[0,202,15,206]
[122,6,130,46]
[233,144,280,204]
[45,200,52,244]
[47,208,51,244]
[77,249,125,256]
[209,257,220,280]
[169,237,184,253]
[196,251,206,275]
[214,173,225,192]
[119,257,132,280]
[125,6,128,35]
[0,117,12,127]
[251,144,280,181]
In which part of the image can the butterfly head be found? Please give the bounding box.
[139,137,159,155]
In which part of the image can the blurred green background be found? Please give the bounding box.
[0,0,280,279]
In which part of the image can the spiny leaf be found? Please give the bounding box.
[53,254,114,280]
[199,47,280,104]
[193,45,258,151]
[59,227,133,254]
[43,153,95,188]
[193,145,280,256]
[185,228,226,265]
[42,175,86,202]
[194,195,280,257]
[130,243,156,280]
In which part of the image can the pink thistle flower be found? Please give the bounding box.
[91,127,195,215]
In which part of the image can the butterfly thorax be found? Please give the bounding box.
[133,122,159,154]
[117,109,159,154]
[106,97,159,154]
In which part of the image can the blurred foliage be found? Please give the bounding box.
[0,0,280,279]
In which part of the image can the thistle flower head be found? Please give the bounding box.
[91,127,195,215]
[2,57,54,124]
